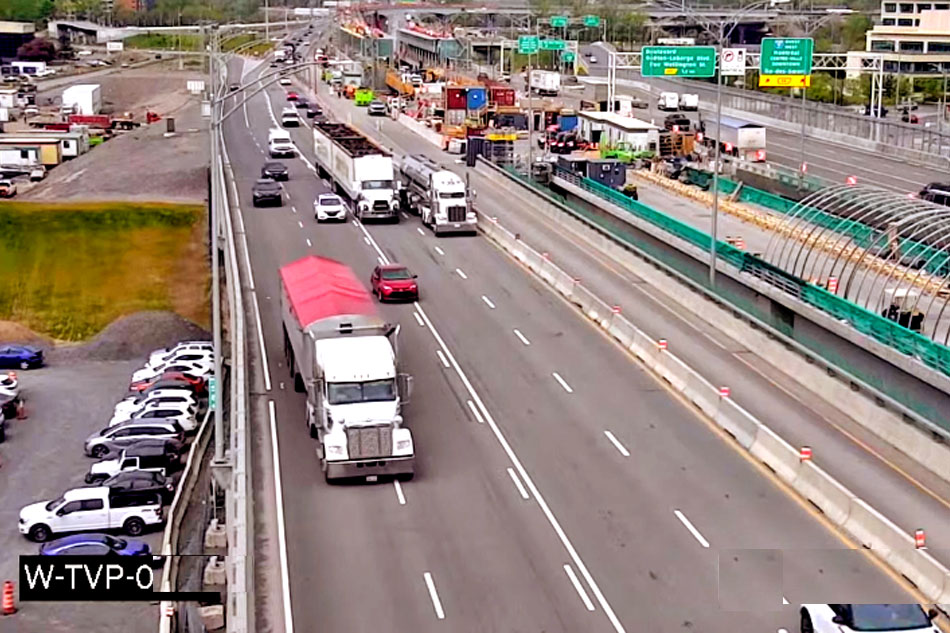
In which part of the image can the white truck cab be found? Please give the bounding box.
[19,487,164,542]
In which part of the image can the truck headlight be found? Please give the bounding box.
[396,439,412,451]
[325,444,346,458]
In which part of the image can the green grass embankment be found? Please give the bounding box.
[125,33,204,52]
[0,201,209,341]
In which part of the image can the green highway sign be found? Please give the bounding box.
[209,376,217,410]
[550,15,568,28]
[760,37,814,75]
[540,38,565,51]
[518,35,540,55]
[563,51,575,62]
[583,15,600,27]
[641,46,716,78]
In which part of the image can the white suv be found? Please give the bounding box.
[314,193,347,222]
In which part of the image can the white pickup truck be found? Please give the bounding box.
[19,487,164,542]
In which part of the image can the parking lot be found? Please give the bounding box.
[0,358,160,630]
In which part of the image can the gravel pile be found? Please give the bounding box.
[49,311,210,363]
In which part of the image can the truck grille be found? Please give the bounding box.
[346,424,393,459]
[372,200,390,211]
[448,205,467,223]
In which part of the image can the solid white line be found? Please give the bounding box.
[603,431,630,457]
[417,227,425,235]
[455,268,468,280]
[243,99,250,127]
[306,238,312,247]
[253,293,272,391]
[401,212,410,220]
[363,236,371,245]
[513,329,531,346]
[436,350,450,368]
[466,399,484,424]
[352,215,627,632]
[481,295,496,309]
[423,572,445,620]
[564,564,596,612]
[352,219,359,227]
[393,480,406,506]
[268,401,295,633]
[552,372,573,394]
[435,246,445,256]
[507,467,530,500]
[413,311,425,327]
[377,256,385,266]
[674,510,710,549]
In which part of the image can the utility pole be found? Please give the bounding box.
[265,0,270,45]
[710,20,724,287]
[208,25,224,466]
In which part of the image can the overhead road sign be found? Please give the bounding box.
[583,15,600,27]
[641,46,716,78]
[550,16,568,28]
[760,37,813,75]
[563,51,575,62]
[720,48,746,76]
[759,74,811,87]
[540,39,565,51]
[518,35,540,55]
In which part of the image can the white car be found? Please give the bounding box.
[279,77,292,86]
[799,604,940,633]
[145,349,213,371]
[124,408,198,433]
[314,193,347,222]
[111,398,197,427]
[148,341,212,366]
[589,55,597,64]
[131,360,212,384]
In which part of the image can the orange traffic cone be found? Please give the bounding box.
[2,580,16,615]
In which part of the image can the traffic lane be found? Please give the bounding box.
[227,97,611,632]
[0,360,159,631]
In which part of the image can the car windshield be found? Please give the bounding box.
[265,163,285,171]
[45,496,65,511]
[106,535,126,550]
[319,195,341,205]
[439,191,465,199]
[381,268,412,280]
[327,379,396,405]
[256,180,277,187]
[850,604,930,631]
[361,179,393,190]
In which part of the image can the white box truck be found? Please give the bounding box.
[280,256,414,482]
[397,154,477,235]
[62,83,101,116]
[312,121,399,221]
[680,93,699,111]
[658,91,679,111]
[704,116,767,162]
[530,70,560,96]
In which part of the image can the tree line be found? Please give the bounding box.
[0,0,261,26]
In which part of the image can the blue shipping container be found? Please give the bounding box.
[559,114,578,132]
[466,87,487,110]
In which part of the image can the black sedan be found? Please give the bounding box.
[0,344,43,369]
[306,104,323,119]
[252,179,282,207]
[295,98,309,110]
[261,161,289,181]
[100,471,176,504]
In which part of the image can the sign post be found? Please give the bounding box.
[209,376,218,410]
[720,48,746,77]
[641,46,717,78]
[550,15,568,28]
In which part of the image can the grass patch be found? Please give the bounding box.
[0,201,209,341]
[125,33,205,52]
[243,41,275,56]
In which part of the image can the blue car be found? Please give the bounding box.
[39,533,150,557]
[0,344,43,370]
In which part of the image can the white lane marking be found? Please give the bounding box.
[306,238,312,247]
[782,597,789,605]
[352,219,359,227]
[291,206,297,214]
[353,217,628,633]
[603,431,630,457]
[507,467,530,500]
[243,98,250,127]
[466,399,484,424]
[779,629,789,633]
[268,401,295,633]
[377,256,385,266]
[436,350,450,368]
[220,140,256,290]
[455,268,468,280]
[393,480,406,506]
[363,236,371,245]
[417,227,425,235]
[423,572,445,620]
[413,311,425,327]
[513,329,531,346]
[674,510,710,549]
[481,295,496,309]
[297,221,303,229]
[552,372,573,394]
[434,246,445,256]
[401,212,410,220]
[253,293,272,391]
[564,564,596,612]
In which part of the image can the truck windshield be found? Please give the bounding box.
[439,191,465,199]
[362,180,394,190]
[327,379,396,405]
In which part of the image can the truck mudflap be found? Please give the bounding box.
[325,455,414,480]
[434,221,478,236]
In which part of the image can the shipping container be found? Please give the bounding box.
[445,109,466,126]
[445,87,467,110]
[466,87,486,111]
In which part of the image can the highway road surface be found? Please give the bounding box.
[583,43,949,194]
[222,37,934,633]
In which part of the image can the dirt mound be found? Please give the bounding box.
[51,311,210,363]
[0,321,53,346]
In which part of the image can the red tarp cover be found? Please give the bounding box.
[280,256,377,328]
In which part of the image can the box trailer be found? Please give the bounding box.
[62,84,101,116]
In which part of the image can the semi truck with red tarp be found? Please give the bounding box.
[280,256,414,482]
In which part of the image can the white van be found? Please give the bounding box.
[658,92,679,111]
[268,128,295,157]
[680,93,699,111]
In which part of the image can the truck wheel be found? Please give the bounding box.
[397,473,414,482]
[124,517,145,536]
[294,371,305,393]
[29,524,51,542]
[0,423,5,443]
[309,423,318,439]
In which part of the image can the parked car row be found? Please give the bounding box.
[17,340,214,551]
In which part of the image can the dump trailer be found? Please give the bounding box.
[280,256,415,482]
[397,154,477,235]
[312,122,399,221]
